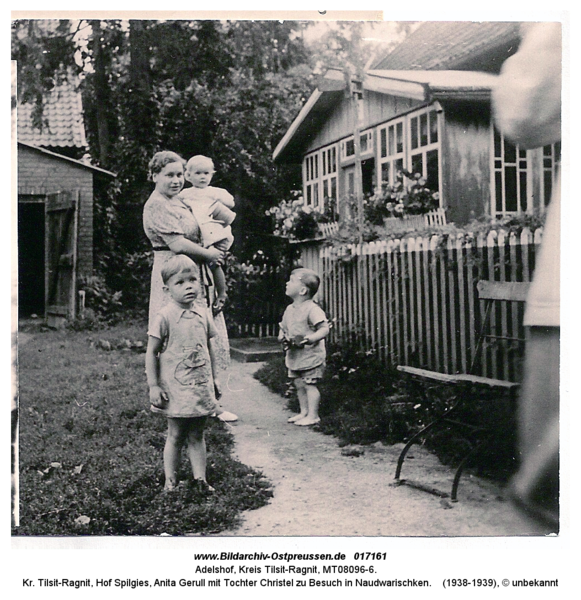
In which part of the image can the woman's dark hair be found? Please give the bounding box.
[148,151,185,180]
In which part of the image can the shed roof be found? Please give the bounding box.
[273,69,498,163]
[372,21,520,72]
[17,83,87,150]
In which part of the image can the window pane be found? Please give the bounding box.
[544,174,552,207]
[395,158,403,175]
[429,110,438,144]
[306,185,312,205]
[494,128,502,158]
[411,117,418,150]
[313,183,319,205]
[331,147,337,172]
[411,153,423,176]
[388,126,394,156]
[345,139,355,157]
[504,139,517,164]
[495,172,503,213]
[381,163,390,184]
[314,155,318,178]
[381,128,387,158]
[396,122,403,153]
[331,176,337,200]
[426,149,439,192]
[505,166,517,211]
[420,113,428,147]
[360,133,368,153]
[519,171,527,211]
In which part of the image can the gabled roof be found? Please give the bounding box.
[17,83,87,150]
[273,69,498,163]
[372,21,520,72]
[18,142,116,178]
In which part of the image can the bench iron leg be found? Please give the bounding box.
[450,434,495,502]
[395,399,461,481]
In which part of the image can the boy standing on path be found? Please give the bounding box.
[279,268,330,426]
[146,254,220,492]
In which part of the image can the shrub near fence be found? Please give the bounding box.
[224,259,289,338]
[316,228,542,383]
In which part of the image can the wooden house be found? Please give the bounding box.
[17,83,115,323]
[273,21,561,227]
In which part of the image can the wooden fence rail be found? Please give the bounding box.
[312,228,542,382]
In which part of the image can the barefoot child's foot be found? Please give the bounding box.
[294,417,321,426]
[193,479,215,495]
[164,479,180,492]
[287,413,307,423]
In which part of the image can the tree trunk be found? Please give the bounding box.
[90,20,111,165]
[128,20,154,146]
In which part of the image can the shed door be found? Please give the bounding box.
[45,190,79,326]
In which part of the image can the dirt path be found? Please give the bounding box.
[217,360,552,537]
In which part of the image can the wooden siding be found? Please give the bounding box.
[305,90,422,155]
[18,145,93,276]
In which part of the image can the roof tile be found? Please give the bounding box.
[17,83,87,149]
[373,22,521,71]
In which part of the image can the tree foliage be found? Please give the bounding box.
[12,19,406,304]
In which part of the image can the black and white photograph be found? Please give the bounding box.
[7,3,575,596]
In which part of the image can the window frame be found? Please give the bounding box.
[302,144,339,215]
[377,105,442,204]
[340,130,374,164]
[540,141,561,208]
[491,127,533,217]
[377,116,407,189]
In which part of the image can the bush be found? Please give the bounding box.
[223,249,295,338]
[77,274,123,323]
[265,194,330,241]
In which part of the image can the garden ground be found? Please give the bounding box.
[214,358,553,537]
[15,325,554,538]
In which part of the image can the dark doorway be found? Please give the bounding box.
[18,200,45,317]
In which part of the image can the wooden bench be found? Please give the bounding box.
[394,281,530,502]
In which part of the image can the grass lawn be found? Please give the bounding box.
[13,320,272,536]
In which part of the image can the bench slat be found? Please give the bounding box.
[476,280,530,302]
[397,365,459,384]
[397,365,519,389]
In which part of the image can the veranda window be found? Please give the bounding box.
[377,106,441,202]
[409,107,440,193]
[492,128,530,216]
[303,152,319,207]
[302,144,339,215]
[541,141,561,207]
[340,130,373,162]
[378,117,405,187]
